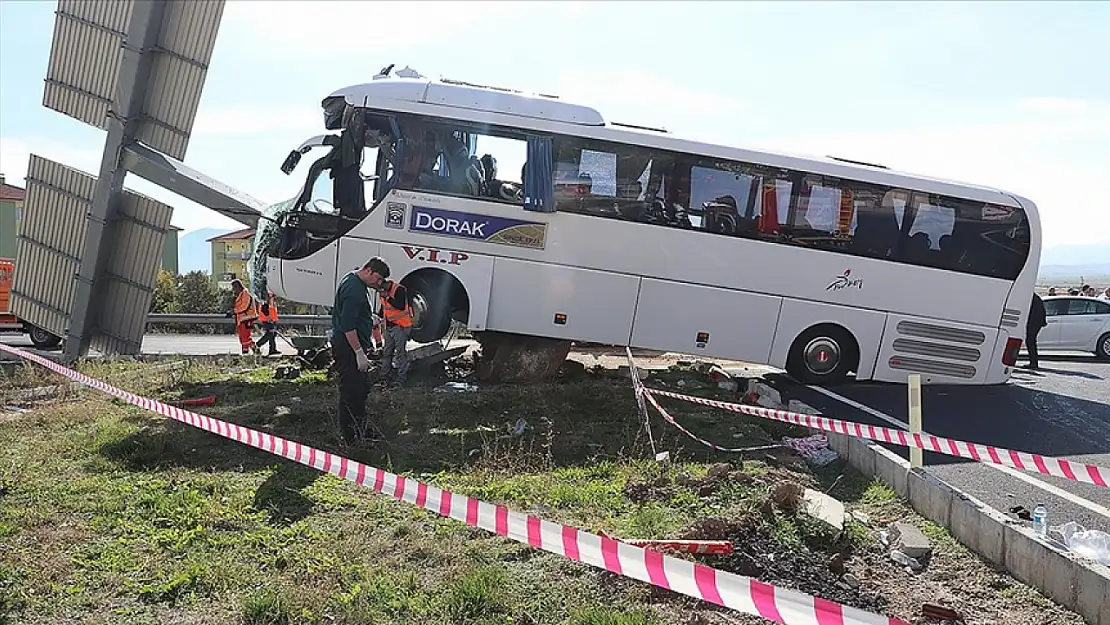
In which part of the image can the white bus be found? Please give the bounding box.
[252,65,1040,386]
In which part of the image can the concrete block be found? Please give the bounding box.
[825,430,850,457]
[803,488,845,531]
[874,449,909,499]
[1003,523,1048,592]
[1076,562,1110,625]
[891,521,932,560]
[948,493,1006,567]
[907,469,953,528]
[847,435,876,477]
[1043,547,1080,613]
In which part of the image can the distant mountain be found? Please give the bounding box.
[178,227,234,275]
[1038,263,1110,280]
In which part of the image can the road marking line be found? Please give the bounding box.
[806,385,1110,521]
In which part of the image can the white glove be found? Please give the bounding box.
[355,349,370,372]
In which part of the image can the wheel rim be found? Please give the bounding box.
[1102,335,1110,357]
[409,291,429,331]
[30,328,50,343]
[803,337,841,376]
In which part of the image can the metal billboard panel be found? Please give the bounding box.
[42,0,225,160]
[10,155,96,338]
[137,1,226,160]
[89,192,173,355]
[42,0,131,131]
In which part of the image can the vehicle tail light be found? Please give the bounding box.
[1002,337,1022,366]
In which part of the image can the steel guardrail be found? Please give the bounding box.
[145,314,329,326]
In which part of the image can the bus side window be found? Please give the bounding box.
[850,189,905,259]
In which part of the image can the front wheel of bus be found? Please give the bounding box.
[405,274,453,344]
[785,325,858,386]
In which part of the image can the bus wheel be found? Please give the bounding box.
[785,325,858,385]
[404,273,454,344]
[28,325,62,350]
[1096,332,1110,360]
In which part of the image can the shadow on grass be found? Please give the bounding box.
[98,372,810,478]
[253,463,318,526]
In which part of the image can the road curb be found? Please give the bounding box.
[749,380,1110,625]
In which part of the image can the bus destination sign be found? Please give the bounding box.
[409,206,548,250]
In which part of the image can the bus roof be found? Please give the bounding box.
[326,73,1024,207]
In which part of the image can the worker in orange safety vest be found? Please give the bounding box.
[254,290,280,356]
[228,279,259,355]
[376,278,413,387]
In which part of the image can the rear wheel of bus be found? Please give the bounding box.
[785,324,859,385]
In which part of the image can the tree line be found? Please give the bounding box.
[148,270,318,334]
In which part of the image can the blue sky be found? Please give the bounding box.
[1,0,1108,253]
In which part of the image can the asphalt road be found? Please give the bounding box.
[763,353,1110,536]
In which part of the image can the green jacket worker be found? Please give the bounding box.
[330,257,388,444]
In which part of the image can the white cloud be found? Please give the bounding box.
[193,106,321,137]
[0,136,101,186]
[221,1,524,55]
[1017,97,1098,116]
[750,101,1110,249]
[552,70,745,131]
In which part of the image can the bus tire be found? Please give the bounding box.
[404,273,454,344]
[1095,332,1110,360]
[27,325,62,350]
[785,324,858,386]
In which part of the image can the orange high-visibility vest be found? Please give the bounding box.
[258,292,279,323]
[380,281,412,328]
[233,290,258,325]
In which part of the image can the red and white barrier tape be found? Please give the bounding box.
[645,386,1110,489]
[641,387,783,454]
[0,343,909,625]
[624,349,780,455]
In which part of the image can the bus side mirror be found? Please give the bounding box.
[280,150,302,175]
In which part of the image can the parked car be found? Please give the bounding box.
[1039,295,1110,359]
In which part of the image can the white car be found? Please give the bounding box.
[1039,295,1110,359]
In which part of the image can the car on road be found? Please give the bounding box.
[1039,295,1110,359]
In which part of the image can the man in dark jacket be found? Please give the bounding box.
[1024,292,1047,370]
[330,257,388,443]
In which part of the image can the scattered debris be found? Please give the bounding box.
[616,365,651,380]
[599,531,734,555]
[434,382,478,393]
[1051,521,1110,565]
[771,482,805,514]
[889,521,933,560]
[849,510,872,525]
[921,603,964,623]
[842,572,862,589]
[654,450,671,464]
[889,549,924,572]
[172,395,217,407]
[274,406,291,417]
[782,434,839,467]
[273,364,301,380]
[511,418,528,436]
[803,488,846,531]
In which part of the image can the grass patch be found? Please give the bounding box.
[0,357,1086,625]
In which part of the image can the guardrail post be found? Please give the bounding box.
[908,373,923,469]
